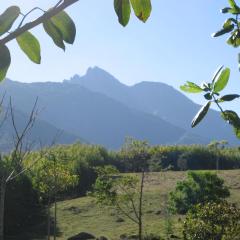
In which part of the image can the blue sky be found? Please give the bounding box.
[1,1,240,111]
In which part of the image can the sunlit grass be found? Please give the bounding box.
[22,170,240,240]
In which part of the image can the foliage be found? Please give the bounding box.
[149,145,240,171]
[181,66,240,139]
[212,0,240,50]
[114,0,152,26]
[183,201,240,240]
[118,137,151,172]
[0,0,152,82]
[5,174,41,235]
[181,1,240,138]
[29,150,77,200]
[91,165,146,240]
[24,143,240,188]
[169,171,230,214]
[92,166,139,215]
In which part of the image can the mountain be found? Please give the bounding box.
[0,66,237,150]
[0,107,81,152]
[65,66,238,145]
[0,80,186,149]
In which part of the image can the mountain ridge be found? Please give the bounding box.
[0,66,236,149]
[64,66,238,145]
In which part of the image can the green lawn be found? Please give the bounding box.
[22,170,240,240]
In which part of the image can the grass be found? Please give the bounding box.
[22,170,240,240]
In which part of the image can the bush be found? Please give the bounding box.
[5,174,42,235]
[183,201,240,240]
[169,171,230,214]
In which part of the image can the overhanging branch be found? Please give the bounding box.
[0,0,79,45]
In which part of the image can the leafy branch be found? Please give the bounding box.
[0,0,152,82]
[181,66,240,139]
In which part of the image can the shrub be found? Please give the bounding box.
[5,174,42,235]
[183,201,240,240]
[169,171,230,214]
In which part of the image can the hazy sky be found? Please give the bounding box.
[1,1,240,110]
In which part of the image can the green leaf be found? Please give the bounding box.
[211,66,223,85]
[43,19,65,51]
[0,45,11,81]
[130,0,152,22]
[226,30,240,47]
[228,0,240,9]
[223,18,237,28]
[228,0,240,14]
[212,25,234,37]
[221,110,240,138]
[0,6,20,36]
[221,7,232,13]
[218,94,240,102]
[204,93,212,100]
[200,82,211,92]
[191,101,211,128]
[16,31,41,64]
[213,68,230,92]
[51,11,76,44]
[239,53,240,71]
[114,0,131,27]
[180,82,203,93]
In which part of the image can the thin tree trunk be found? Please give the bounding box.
[0,179,6,240]
[54,197,57,240]
[47,198,51,240]
[216,155,219,172]
[53,155,57,240]
[138,170,145,240]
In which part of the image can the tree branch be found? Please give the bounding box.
[0,0,79,45]
[118,184,140,220]
[116,201,139,225]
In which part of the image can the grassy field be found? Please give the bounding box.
[21,170,240,240]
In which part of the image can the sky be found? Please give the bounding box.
[0,0,240,111]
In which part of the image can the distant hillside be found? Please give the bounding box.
[0,80,186,149]
[0,107,81,152]
[65,66,238,145]
[0,66,237,149]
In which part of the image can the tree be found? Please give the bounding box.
[29,150,77,240]
[0,0,152,82]
[91,166,146,240]
[119,137,150,172]
[208,140,228,171]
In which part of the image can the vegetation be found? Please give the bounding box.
[0,101,39,240]
[2,0,240,239]
[183,201,240,240]
[6,141,240,238]
[10,170,239,240]
[169,171,230,214]
[30,150,77,239]
[1,140,240,238]
[181,0,240,140]
[91,166,146,240]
